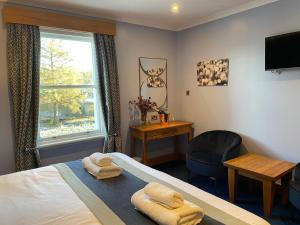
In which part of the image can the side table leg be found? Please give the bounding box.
[263,180,275,217]
[228,168,238,203]
[188,128,193,143]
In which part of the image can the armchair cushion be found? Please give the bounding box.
[186,130,242,179]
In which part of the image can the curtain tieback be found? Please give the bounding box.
[108,133,118,137]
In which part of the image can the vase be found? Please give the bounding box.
[141,111,147,125]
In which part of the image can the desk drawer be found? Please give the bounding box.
[147,126,190,140]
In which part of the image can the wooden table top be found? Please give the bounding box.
[130,121,193,132]
[224,153,296,181]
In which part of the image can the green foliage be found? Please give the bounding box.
[40,39,94,125]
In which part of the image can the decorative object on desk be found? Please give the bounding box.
[129,96,157,125]
[128,101,134,124]
[197,58,229,86]
[158,110,170,126]
[128,101,141,126]
[139,57,168,109]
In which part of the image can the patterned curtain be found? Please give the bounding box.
[94,34,121,153]
[7,24,40,171]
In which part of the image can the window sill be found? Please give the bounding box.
[38,133,105,149]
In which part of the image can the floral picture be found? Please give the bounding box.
[197,59,229,86]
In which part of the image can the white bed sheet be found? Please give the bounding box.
[0,166,101,225]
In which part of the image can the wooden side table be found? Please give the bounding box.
[130,121,193,166]
[224,153,296,217]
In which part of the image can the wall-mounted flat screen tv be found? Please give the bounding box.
[265,31,300,71]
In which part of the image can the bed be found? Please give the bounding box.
[0,153,269,225]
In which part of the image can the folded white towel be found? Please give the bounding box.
[144,182,184,209]
[89,152,112,167]
[82,157,122,179]
[131,189,203,225]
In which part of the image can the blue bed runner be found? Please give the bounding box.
[64,160,223,225]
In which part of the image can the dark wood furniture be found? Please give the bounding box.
[224,153,296,217]
[130,121,193,166]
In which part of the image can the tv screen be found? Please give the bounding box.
[265,31,300,71]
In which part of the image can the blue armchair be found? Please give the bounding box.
[186,130,242,182]
[290,163,300,211]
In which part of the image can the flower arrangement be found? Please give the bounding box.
[129,96,157,124]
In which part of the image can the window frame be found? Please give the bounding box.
[38,28,104,147]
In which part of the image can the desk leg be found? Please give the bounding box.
[228,168,238,203]
[142,138,148,165]
[188,128,193,143]
[130,136,136,157]
[263,180,275,217]
[281,172,292,206]
[174,135,180,159]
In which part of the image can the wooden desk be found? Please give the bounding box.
[224,153,296,217]
[130,121,193,166]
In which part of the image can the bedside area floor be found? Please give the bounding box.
[153,161,300,225]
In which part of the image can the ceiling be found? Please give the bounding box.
[4,0,279,31]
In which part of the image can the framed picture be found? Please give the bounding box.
[197,59,229,86]
[139,57,168,109]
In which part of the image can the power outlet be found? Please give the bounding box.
[151,115,158,121]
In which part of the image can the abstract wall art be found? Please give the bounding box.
[139,57,168,109]
[197,59,229,86]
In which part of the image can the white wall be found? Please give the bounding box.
[116,22,178,156]
[176,0,300,163]
[0,4,15,174]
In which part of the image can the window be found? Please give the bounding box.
[38,30,103,145]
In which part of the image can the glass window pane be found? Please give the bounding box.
[39,31,102,142]
[40,35,94,86]
[39,88,97,139]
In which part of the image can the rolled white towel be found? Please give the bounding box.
[89,152,112,167]
[131,189,203,225]
[82,157,122,179]
[144,182,184,208]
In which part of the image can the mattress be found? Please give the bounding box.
[0,153,269,225]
